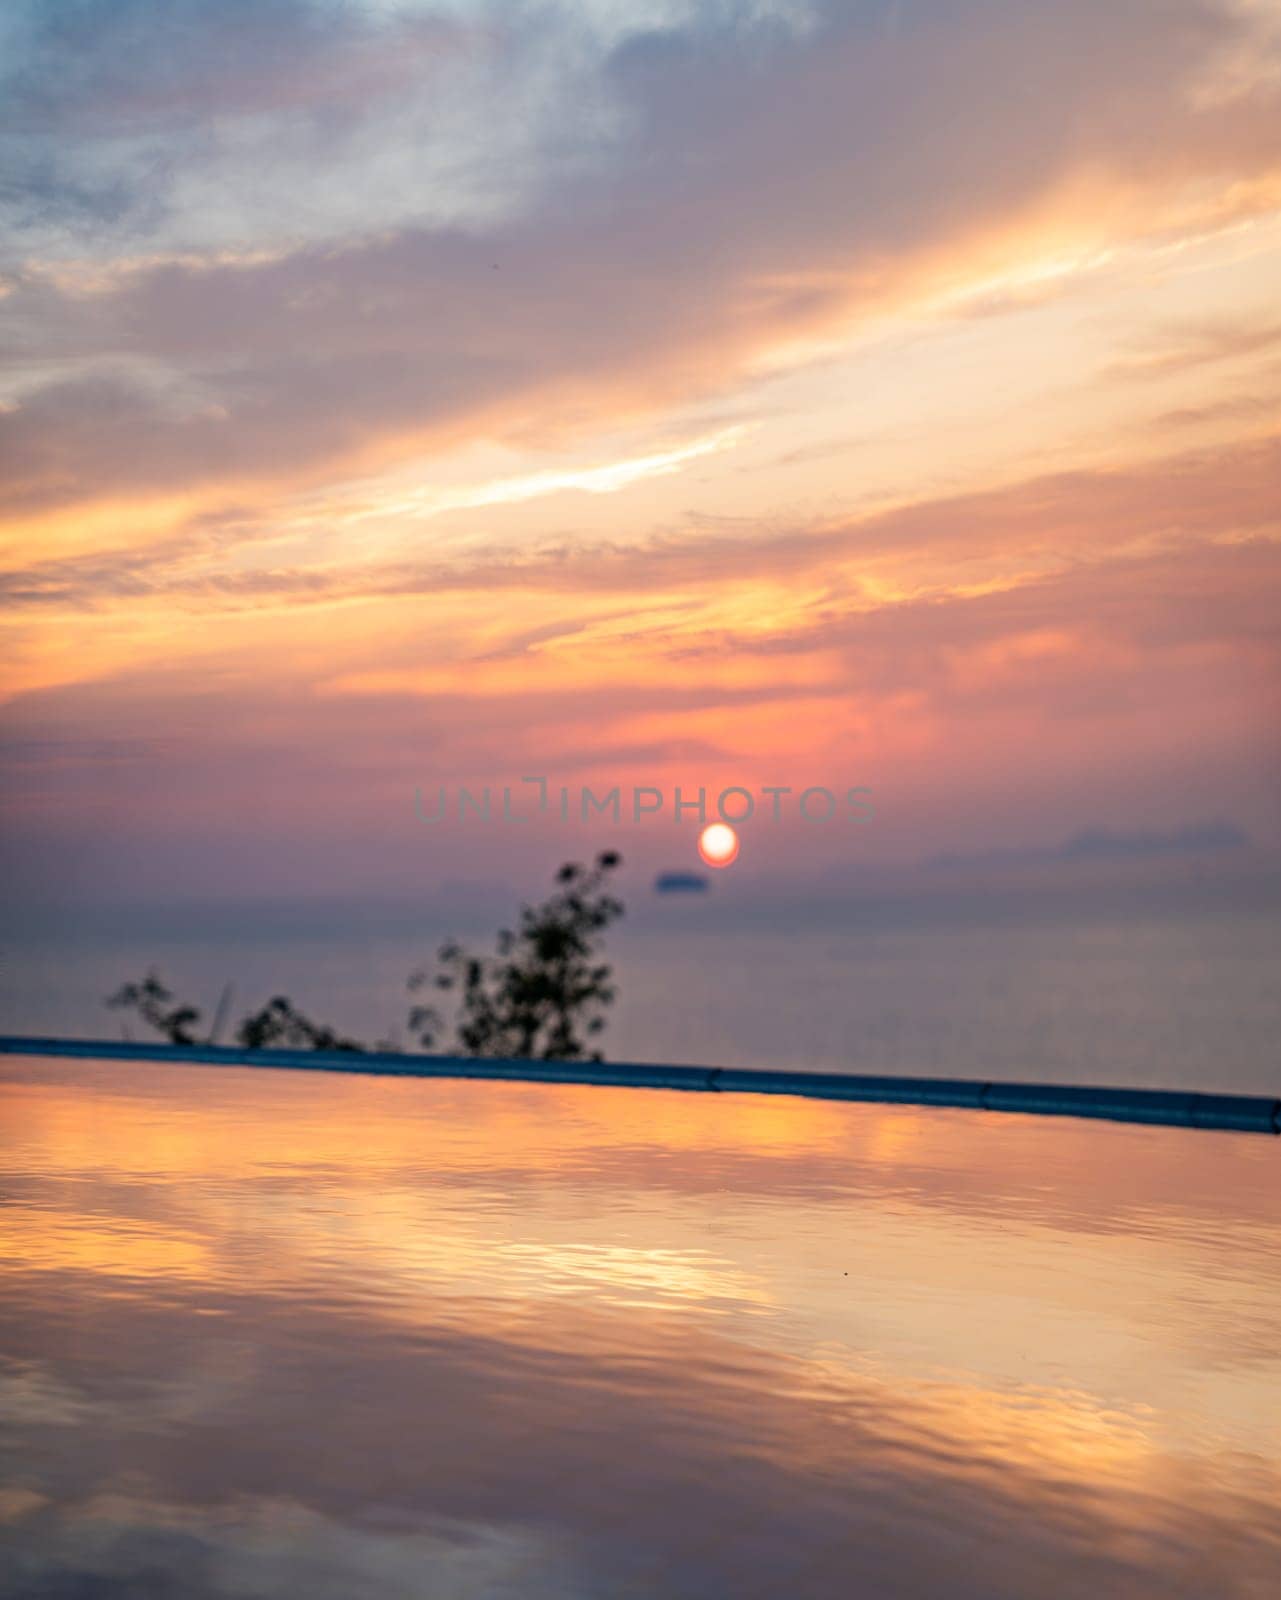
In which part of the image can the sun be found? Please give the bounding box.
[698,822,739,868]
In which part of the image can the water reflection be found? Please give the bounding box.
[1,1056,1278,1597]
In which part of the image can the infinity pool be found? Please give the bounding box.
[1,1055,1278,1597]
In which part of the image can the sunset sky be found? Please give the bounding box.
[2,0,1279,908]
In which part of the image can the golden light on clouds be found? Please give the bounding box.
[0,0,1277,890]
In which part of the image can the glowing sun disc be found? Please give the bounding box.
[698,823,740,868]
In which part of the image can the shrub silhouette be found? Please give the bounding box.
[235,996,365,1053]
[106,852,625,1062]
[106,973,202,1046]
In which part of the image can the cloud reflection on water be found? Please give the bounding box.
[1,1057,1278,1597]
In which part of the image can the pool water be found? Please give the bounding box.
[1,1055,1278,1597]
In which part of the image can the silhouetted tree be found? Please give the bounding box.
[105,853,625,1062]
[409,851,624,1061]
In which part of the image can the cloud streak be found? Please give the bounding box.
[4,431,1276,613]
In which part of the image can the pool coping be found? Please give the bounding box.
[2,1035,1277,1135]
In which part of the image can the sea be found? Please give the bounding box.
[2,898,1278,1095]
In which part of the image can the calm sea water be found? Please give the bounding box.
[1,1055,1278,1597]
[3,906,1279,1093]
